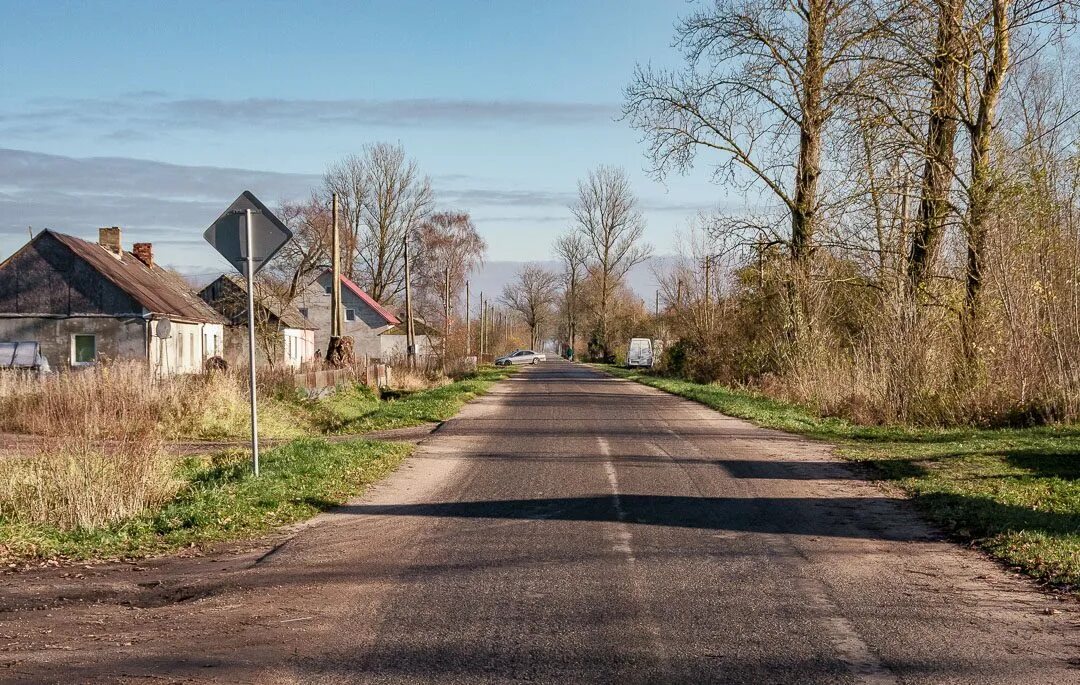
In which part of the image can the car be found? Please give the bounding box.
[494,349,547,366]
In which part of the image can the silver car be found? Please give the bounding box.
[495,349,547,366]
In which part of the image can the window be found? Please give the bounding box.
[72,334,96,365]
[345,309,356,322]
[299,307,309,319]
[324,284,332,295]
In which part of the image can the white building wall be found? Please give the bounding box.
[283,328,316,368]
[148,320,224,375]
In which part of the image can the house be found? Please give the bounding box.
[295,271,436,360]
[0,228,226,374]
[199,273,317,369]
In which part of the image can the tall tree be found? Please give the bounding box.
[272,194,332,302]
[907,0,966,296]
[414,211,487,342]
[553,231,589,354]
[501,264,560,351]
[323,143,433,303]
[568,166,651,355]
[625,0,883,344]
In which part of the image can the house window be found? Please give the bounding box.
[299,307,309,318]
[72,334,96,365]
[345,309,356,322]
[324,284,332,295]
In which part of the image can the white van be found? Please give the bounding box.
[627,338,654,368]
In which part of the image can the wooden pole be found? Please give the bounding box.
[704,255,712,331]
[330,192,341,340]
[479,292,485,358]
[404,234,416,368]
[465,280,471,356]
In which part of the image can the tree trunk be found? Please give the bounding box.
[789,0,826,346]
[908,0,964,295]
[962,0,1011,363]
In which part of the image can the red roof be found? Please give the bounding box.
[339,275,400,326]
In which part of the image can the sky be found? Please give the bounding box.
[0,0,731,289]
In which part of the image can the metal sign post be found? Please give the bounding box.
[244,208,260,476]
[204,191,292,476]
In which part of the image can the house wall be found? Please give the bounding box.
[379,333,433,359]
[0,232,144,317]
[0,315,148,369]
[147,320,224,375]
[296,274,390,359]
[218,324,314,370]
[283,328,316,368]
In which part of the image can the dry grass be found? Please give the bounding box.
[0,436,178,530]
[0,362,310,441]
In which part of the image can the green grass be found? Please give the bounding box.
[0,439,411,562]
[314,366,516,434]
[598,365,1080,590]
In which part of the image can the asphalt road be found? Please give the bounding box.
[2,361,1077,684]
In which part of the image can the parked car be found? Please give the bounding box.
[495,349,547,366]
[627,338,654,368]
[0,341,51,374]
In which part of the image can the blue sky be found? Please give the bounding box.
[0,1,729,279]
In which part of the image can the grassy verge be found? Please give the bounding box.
[0,365,515,563]
[597,365,1080,590]
[314,365,516,434]
[0,439,411,562]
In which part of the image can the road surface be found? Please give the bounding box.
[1,361,1077,683]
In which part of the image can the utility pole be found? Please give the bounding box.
[655,289,660,317]
[443,266,451,370]
[703,255,712,331]
[465,280,471,356]
[479,292,485,358]
[330,193,341,341]
[404,234,416,368]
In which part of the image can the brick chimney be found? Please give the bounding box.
[98,227,122,257]
[133,242,154,269]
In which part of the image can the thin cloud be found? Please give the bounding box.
[1,94,617,138]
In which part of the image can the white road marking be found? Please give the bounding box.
[599,437,634,557]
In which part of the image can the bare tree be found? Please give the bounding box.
[501,264,560,351]
[624,0,885,345]
[553,231,590,354]
[322,155,366,282]
[323,143,433,303]
[272,194,332,302]
[569,166,651,355]
[414,211,487,354]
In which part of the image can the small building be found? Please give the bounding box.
[294,271,436,360]
[0,228,226,374]
[199,273,317,369]
[378,318,439,358]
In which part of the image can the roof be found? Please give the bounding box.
[380,318,440,337]
[47,231,227,324]
[207,273,317,330]
[338,275,401,326]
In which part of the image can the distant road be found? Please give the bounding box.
[2,360,1076,684]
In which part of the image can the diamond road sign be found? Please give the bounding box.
[204,191,292,277]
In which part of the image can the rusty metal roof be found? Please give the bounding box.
[204,273,317,330]
[48,231,227,324]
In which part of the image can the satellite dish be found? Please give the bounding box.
[156,318,172,339]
